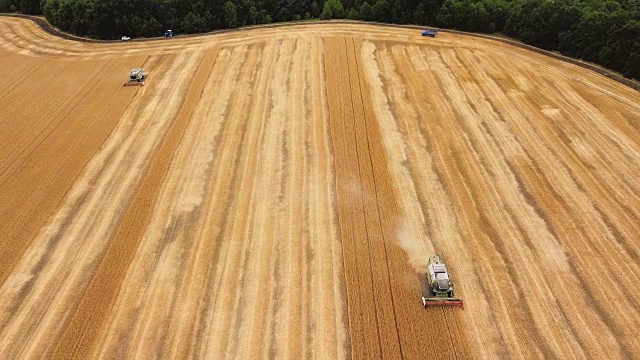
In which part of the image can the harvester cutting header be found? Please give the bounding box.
[420,256,464,309]
[123,68,146,87]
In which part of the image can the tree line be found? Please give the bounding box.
[1,0,638,79]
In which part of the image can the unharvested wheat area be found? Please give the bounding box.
[0,16,639,359]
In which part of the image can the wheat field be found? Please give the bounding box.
[0,16,639,359]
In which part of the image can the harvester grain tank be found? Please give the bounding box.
[420,255,464,309]
[123,68,145,87]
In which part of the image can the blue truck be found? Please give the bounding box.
[422,29,438,37]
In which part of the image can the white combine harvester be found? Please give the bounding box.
[420,255,464,309]
[123,68,145,87]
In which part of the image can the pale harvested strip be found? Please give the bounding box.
[51,48,223,358]
[469,48,640,354]
[0,51,200,358]
[0,53,145,284]
[91,37,349,359]
[362,41,483,358]
[362,38,640,358]
[464,48,640,233]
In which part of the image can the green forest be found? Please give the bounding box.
[1,0,638,79]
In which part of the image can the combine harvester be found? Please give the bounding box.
[123,68,146,87]
[420,255,464,309]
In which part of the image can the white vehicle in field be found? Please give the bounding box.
[123,68,146,86]
[121,36,131,41]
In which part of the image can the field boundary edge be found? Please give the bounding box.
[0,14,637,92]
